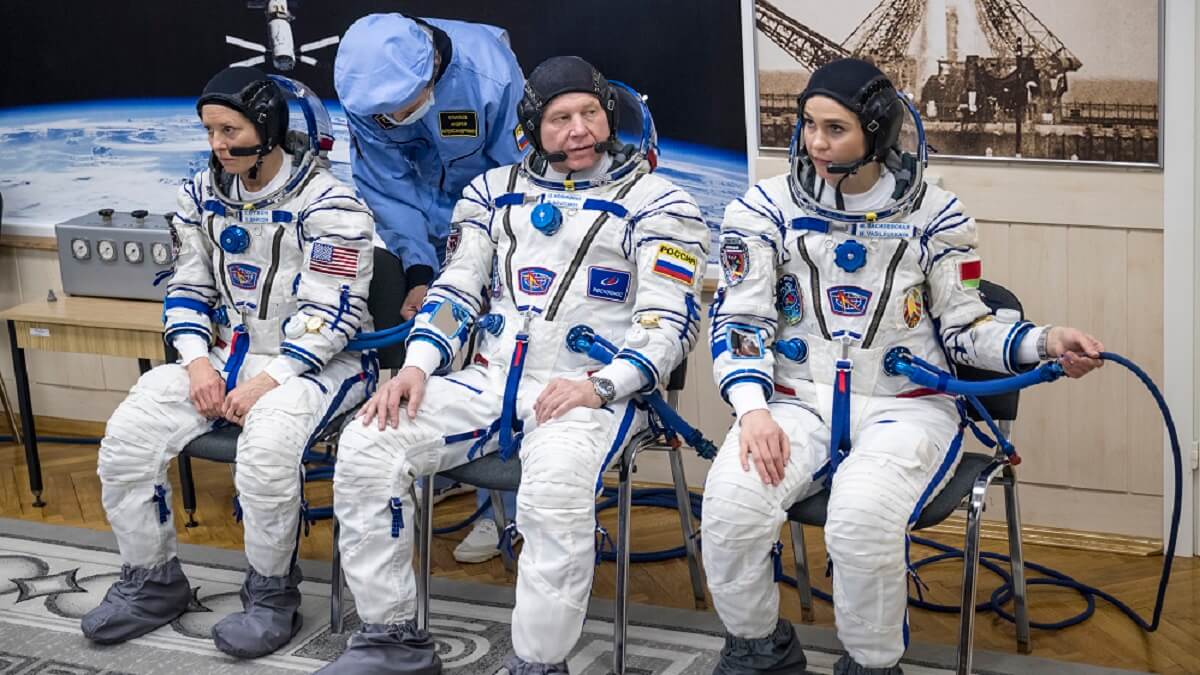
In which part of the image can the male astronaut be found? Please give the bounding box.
[334,12,526,317]
[80,66,375,659]
[321,56,709,674]
[701,58,1104,673]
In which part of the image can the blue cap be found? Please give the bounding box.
[334,14,434,115]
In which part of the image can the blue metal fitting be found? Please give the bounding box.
[530,203,562,236]
[219,225,251,254]
[566,324,595,354]
[775,338,809,363]
[883,346,913,376]
[478,313,505,336]
[834,239,868,273]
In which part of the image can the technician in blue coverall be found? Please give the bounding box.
[334,12,525,563]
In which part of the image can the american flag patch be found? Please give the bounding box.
[309,242,360,279]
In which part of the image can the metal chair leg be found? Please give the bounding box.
[957,461,1003,675]
[415,479,433,633]
[1003,465,1031,654]
[178,454,198,528]
[667,446,706,609]
[612,452,634,675]
[331,516,345,634]
[788,521,814,623]
[491,489,517,575]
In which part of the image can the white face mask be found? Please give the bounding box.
[387,90,436,127]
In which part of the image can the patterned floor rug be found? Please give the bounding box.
[0,519,1140,675]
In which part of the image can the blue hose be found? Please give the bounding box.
[775,350,1182,634]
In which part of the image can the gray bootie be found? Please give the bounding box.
[211,565,303,658]
[494,653,569,674]
[81,557,192,644]
[833,654,903,675]
[315,621,441,674]
[712,618,809,674]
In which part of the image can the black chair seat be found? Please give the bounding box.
[180,410,357,464]
[181,424,241,463]
[439,453,522,492]
[787,452,996,530]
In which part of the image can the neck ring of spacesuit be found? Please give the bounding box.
[787,78,928,224]
[520,80,659,192]
[207,75,335,211]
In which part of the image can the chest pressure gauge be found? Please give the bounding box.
[70,238,91,260]
[124,241,144,263]
[97,240,117,262]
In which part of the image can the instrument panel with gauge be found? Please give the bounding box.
[55,209,176,301]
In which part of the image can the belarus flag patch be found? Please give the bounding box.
[959,258,982,290]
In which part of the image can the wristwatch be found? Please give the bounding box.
[1036,326,1054,361]
[589,376,616,404]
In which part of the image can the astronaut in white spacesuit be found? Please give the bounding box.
[320,56,709,674]
[81,66,375,659]
[701,58,1104,674]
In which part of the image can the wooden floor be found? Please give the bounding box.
[3,440,1198,674]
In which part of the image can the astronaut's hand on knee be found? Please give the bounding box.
[533,378,602,424]
[1046,327,1105,378]
[186,358,227,419]
[359,366,427,429]
[222,372,279,426]
[738,410,790,487]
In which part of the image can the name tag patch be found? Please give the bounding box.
[652,243,699,286]
[541,191,586,213]
[518,266,556,295]
[854,221,915,239]
[587,266,631,303]
[439,110,479,137]
[237,209,273,224]
[227,263,261,289]
[828,285,873,316]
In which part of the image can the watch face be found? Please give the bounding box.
[123,241,143,263]
[593,377,616,402]
[97,240,116,262]
[70,238,91,260]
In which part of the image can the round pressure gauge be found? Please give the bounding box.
[151,242,172,265]
[97,240,117,262]
[70,238,91,260]
[124,241,144,263]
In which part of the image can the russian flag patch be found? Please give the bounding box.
[514,123,530,152]
[652,243,699,286]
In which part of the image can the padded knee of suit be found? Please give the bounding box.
[97,367,191,483]
[712,619,808,675]
[211,565,303,659]
[495,654,569,675]
[314,621,441,675]
[335,420,439,486]
[823,473,910,573]
[80,557,192,644]
[833,654,902,674]
[236,393,317,501]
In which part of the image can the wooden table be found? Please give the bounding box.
[1,297,168,506]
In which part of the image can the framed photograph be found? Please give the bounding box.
[751,0,1163,166]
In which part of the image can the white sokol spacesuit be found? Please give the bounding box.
[325,57,708,674]
[702,60,1051,674]
[82,68,374,659]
